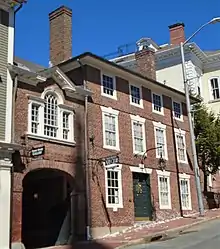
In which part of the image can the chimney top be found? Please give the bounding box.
[49,5,72,21]
[168,23,185,29]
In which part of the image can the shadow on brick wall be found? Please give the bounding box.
[203,191,220,210]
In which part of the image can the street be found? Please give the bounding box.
[126,219,220,249]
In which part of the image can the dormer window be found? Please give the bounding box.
[28,88,75,145]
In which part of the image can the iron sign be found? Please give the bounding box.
[31,146,45,158]
[104,155,119,166]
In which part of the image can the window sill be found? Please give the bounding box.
[173,116,184,122]
[182,206,192,211]
[178,160,188,164]
[103,145,120,151]
[27,133,76,146]
[130,102,143,109]
[152,110,164,116]
[106,204,123,209]
[101,92,117,100]
[208,99,220,104]
[159,205,172,210]
[156,155,168,161]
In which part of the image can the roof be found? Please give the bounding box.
[14,56,45,73]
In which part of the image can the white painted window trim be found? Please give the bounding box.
[152,92,164,115]
[153,122,168,160]
[174,128,187,164]
[101,72,117,100]
[172,100,183,122]
[156,170,172,209]
[130,166,152,174]
[27,92,75,145]
[209,77,220,101]
[179,173,192,210]
[129,83,143,108]
[130,115,146,155]
[101,106,120,151]
[105,164,123,209]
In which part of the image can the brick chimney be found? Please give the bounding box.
[49,6,72,66]
[168,23,185,45]
[135,38,156,80]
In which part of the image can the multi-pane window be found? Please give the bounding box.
[210,78,220,100]
[155,128,165,158]
[28,91,74,143]
[176,134,186,162]
[133,122,144,153]
[102,74,115,97]
[62,112,69,140]
[104,114,116,147]
[173,101,182,119]
[31,104,39,134]
[105,165,123,209]
[180,178,191,210]
[101,107,119,150]
[130,85,141,106]
[152,93,163,113]
[44,94,58,138]
[158,176,170,209]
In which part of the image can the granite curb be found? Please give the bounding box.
[115,214,220,249]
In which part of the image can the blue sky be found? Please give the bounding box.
[15,0,220,67]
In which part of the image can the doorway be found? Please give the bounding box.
[132,172,152,220]
[22,169,73,249]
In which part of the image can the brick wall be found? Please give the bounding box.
[68,65,198,233]
[12,80,86,242]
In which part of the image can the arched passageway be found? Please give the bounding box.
[22,169,73,249]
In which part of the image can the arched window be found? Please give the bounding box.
[28,90,75,144]
[44,94,58,138]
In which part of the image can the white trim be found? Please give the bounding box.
[101,72,117,100]
[209,77,220,101]
[130,115,146,155]
[27,93,75,144]
[172,100,183,122]
[179,173,192,210]
[105,164,123,209]
[41,86,64,104]
[174,129,187,164]
[101,106,120,151]
[152,92,164,115]
[157,170,172,209]
[129,166,152,174]
[5,9,15,143]
[129,83,143,108]
[153,122,168,160]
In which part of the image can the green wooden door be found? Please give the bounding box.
[133,172,152,220]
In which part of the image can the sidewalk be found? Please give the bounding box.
[84,208,220,249]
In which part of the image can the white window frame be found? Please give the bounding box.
[101,106,120,151]
[156,170,172,209]
[209,77,220,101]
[105,164,123,209]
[130,114,146,155]
[179,173,192,210]
[174,128,187,164]
[101,72,117,100]
[152,92,164,115]
[129,83,143,108]
[27,90,75,145]
[153,122,168,160]
[172,100,183,121]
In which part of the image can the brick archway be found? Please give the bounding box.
[21,168,73,249]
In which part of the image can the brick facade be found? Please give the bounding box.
[168,23,185,45]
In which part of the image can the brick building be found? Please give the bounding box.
[11,5,200,248]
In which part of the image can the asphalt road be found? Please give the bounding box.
[126,218,220,249]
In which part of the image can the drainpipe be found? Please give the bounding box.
[10,4,23,249]
[77,58,92,240]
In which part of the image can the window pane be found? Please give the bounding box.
[133,121,144,153]
[104,114,117,147]
[63,112,69,140]
[107,169,120,204]
[130,85,141,105]
[31,104,39,134]
[180,179,190,209]
[159,176,169,206]
[176,134,186,161]
[211,78,220,100]
[156,128,165,157]
[103,75,114,96]
[173,102,181,119]
[44,94,58,138]
[153,94,162,112]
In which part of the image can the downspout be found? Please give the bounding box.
[10,4,23,249]
[77,58,92,240]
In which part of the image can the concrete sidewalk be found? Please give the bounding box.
[93,208,220,249]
